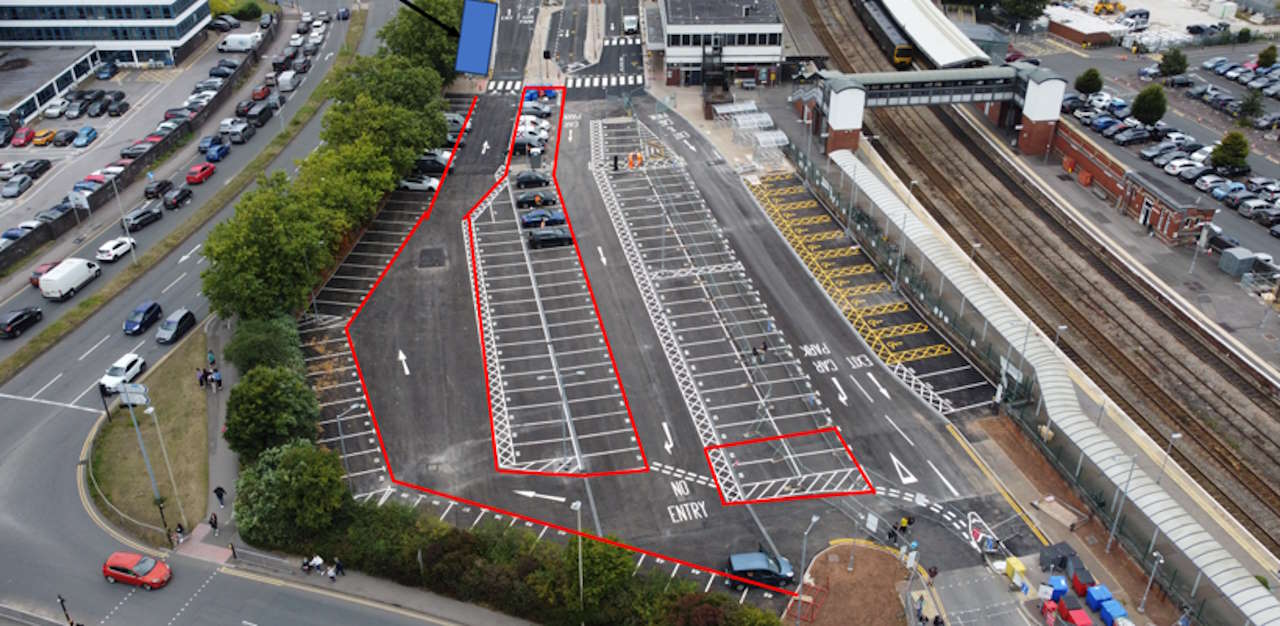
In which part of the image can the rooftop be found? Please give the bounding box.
[0,45,95,111]
[662,0,781,25]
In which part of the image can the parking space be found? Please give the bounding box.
[464,180,645,475]
[745,173,994,416]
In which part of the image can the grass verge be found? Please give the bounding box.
[0,8,366,387]
[90,330,209,548]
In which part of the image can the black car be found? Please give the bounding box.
[209,65,234,78]
[271,55,290,72]
[163,186,193,209]
[66,89,89,101]
[515,170,551,189]
[209,15,238,31]
[292,57,312,73]
[1224,190,1257,208]
[20,159,51,179]
[1216,163,1253,178]
[120,143,151,159]
[107,90,126,102]
[724,550,794,590]
[218,57,241,69]
[1164,74,1193,88]
[1101,122,1129,138]
[123,301,163,335]
[259,14,274,29]
[86,99,109,117]
[1113,128,1151,146]
[1178,164,1213,182]
[1060,98,1085,114]
[296,21,311,34]
[107,100,131,116]
[1208,233,1240,252]
[1139,141,1177,160]
[123,203,163,231]
[526,226,572,249]
[0,307,42,339]
[156,308,197,344]
[145,179,173,199]
[235,99,256,117]
[516,191,557,208]
[0,126,13,146]
[302,42,321,57]
[83,89,105,102]
[52,129,78,146]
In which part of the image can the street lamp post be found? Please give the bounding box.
[1052,324,1068,348]
[1156,432,1183,485]
[144,406,187,529]
[794,514,820,625]
[570,500,583,620]
[892,181,917,290]
[1106,454,1138,554]
[1138,551,1164,613]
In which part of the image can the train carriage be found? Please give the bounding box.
[851,0,913,70]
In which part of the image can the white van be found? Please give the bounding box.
[622,14,639,34]
[39,257,101,301]
[217,33,262,53]
[277,70,299,92]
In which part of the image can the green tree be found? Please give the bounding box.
[201,172,332,319]
[231,0,262,20]
[224,365,320,461]
[1238,28,1253,44]
[236,439,349,547]
[1262,44,1279,69]
[999,0,1050,21]
[225,316,304,374]
[1131,84,1167,126]
[1211,131,1250,168]
[293,136,399,232]
[321,93,440,174]
[1239,89,1265,122]
[527,536,637,624]
[377,2,462,83]
[328,54,445,112]
[1074,68,1103,95]
[1158,48,1187,76]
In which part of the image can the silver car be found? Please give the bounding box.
[1,174,33,198]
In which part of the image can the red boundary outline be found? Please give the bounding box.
[702,427,877,507]
[343,91,795,597]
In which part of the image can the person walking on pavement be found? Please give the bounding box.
[202,368,212,393]
[213,485,227,508]
[899,516,910,535]
[334,557,345,576]
[196,368,205,388]
[175,523,185,544]
[326,564,337,582]
[212,369,222,391]
[209,512,219,537]
[207,349,216,368]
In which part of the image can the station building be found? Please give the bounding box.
[654,0,785,87]
[0,0,211,66]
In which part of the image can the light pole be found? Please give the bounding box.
[794,514,820,625]
[144,406,187,529]
[570,500,583,619]
[1106,454,1137,554]
[1156,432,1182,485]
[1052,324,1068,348]
[1138,551,1164,613]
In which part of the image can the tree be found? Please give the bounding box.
[1261,44,1278,69]
[1240,89,1265,122]
[224,365,320,461]
[1239,28,1253,44]
[293,136,399,232]
[321,93,441,175]
[377,3,462,83]
[225,316,304,374]
[1158,48,1187,76]
[998,0,1050,22]
[1074,68,1103,96]
[202,172,332,319]
[235,439,349,547]
[328,54,445,113]
[231,0,262,20]
[1131,84,1167,126]
[1211,131,1250,168]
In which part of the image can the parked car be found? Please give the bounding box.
[519,208,565,228]
[64,100,87,120]
[163,186,193,210]
[1201,56,1229,70]
[524,101,553,117]
[1216,163,1253,178]
[186,163,216,184]
[95,236,136,262]
[1113,127,1151,145]
[209,64,234,78]
[259,14,274,29]
[525,226,572,249]
[1101,122,1129,139]
[1178,164,1213,183]
[1212,181,1247,200]
[43,97,68,118]
[72,126,98,147]
[120,142,151,159]
[51,129,78,146]
[724,550,793,590]
[515,170,551,189]
[98,354,146,394]
[0,307,42,339]
[1195,174,1227,192]
[20,159,50,178]
[1164,74,1193,88]
[122,301,163,335]
[1237,197,1270,216]
[397,176,438,192]
[1163,159,1199,175]
[235,99,256,117]
[29,260,61,286]
[107,100,131,116]
[1,174,33,198]
[338,6,351,19]
[144,179,173,199]
[1072,108,1100,124]
[1139,141,1177,160]
[122,203,163,231]
[1255,207,1280,226]
[86,99,109,117]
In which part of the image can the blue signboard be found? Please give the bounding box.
[455,0,498,75]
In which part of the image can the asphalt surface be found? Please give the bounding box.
[0,9,349,363]
[555,0,645,100]
[0,2,526,625]
[1023,41,1280,258]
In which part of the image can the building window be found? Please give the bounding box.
[681,34,690,46]
[768,33,780,45]
[669,34,678,47]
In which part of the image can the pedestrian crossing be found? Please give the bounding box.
[604,36,641,46]
[486,79,524,93]
[566,74,644,89]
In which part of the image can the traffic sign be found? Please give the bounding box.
[121,383,148,395]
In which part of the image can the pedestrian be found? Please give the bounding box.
[213,485,227,508]
[202,368,212,391]
[907,515,915,529]
[175,523,185,544]
[212,369,222,391]
[207,349,216,368]
[196,368,205,388]
[760,339,769,355]
[932,615,944,626]
[334,557,345,576]
[309,554,324,573]
[899,516,909,535]
[887,528,898,545]
[209,512,219,537]
[927,566,939,584]
[326,564,337,582]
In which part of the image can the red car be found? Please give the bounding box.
[252,83,270,100]
[10,127,34,147]
[143,134,166,143]
[30,260,62,287]
[103,552,171,590]
[186,162,216,184]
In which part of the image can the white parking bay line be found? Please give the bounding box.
[78,334,110,361]
[161,271,187,294]
[927,460,960,498]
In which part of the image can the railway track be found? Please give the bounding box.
[803,0,1280,555]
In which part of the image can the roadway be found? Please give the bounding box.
[0,2,526,624]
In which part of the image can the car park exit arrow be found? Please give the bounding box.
[397,350,410,375]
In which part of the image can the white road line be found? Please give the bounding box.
[0,391,99,414]
[77,334,110,361]
[882,414,914,446]
[31,372,63,399]
[161,271,187,294]
[71,382,98,405]
[928,460,960,497]
[849,374,873,402]
[129,339,145,354]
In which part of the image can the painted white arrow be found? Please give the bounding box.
[831,377,848,406]
[481,140,490,155]
[662,422,674,455]
[597,245,607,266]
[867,372,890,399]
[179,243,201,263]
[889,452,918,485]
[324,52,334,61]
[397,350,411,376]
[513,489,566,503]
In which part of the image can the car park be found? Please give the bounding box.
[1,174,32,198]
[0,307,42,339]
[519,208,565,228]
[516,190,557,208]
[163,186,193,209]
[526,226,572,249]
[122,203,163,232]
[96,237,136,262]
[98,354,145,394]
[514,170,551,189]
[156,308,196,344]
[72,126,98,147]
[397,176,438,192]
[186,163,216,184]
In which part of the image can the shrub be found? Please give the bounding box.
[236,439,349,547]
[232,0,263,20]
[1074,68,1102,95]
[224,365,319,461]
[225,316,304,374]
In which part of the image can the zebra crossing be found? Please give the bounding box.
[604,36,641,46]
[486,79,524,94]
[566,74,644,89]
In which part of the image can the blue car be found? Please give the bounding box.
[519,208,565,228]
[198,135,225,152]
[1107,98,1128,114]
[72,126,98,147]
[1212,181,1246,200]
[122,301,162,335]
[524,90,541,101]
[73,180,103,193]
[205,142,230,162]
[1091,116,1120,132]
[96,62,118,80]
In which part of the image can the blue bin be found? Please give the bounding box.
[1049,575,1069,601]
[1100,599,1128,626]
[1086,584,1113,611]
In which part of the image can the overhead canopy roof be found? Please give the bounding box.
[880,0,990,68]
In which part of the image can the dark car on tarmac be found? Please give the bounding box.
[235,99,256,117]
[724,550,794,590]
[1216,163,1253,179]
[1164,74,1193,87]
[1113,127,1151,146]
[516,190,557,208]
[209,65,234,78]
[107,100,131,116]
[123,203,163,231]
[163,186,193,209]
[1178,164,1213,183]
[1152,150,1188,167]
[519,208,565,228]
[86,99,109,117]
[21,159,51,179]
[526,226,572,249]
[156,308,196,344]
[1140,141,1177,160]
[271,54,290,72]
[120,142,151,159]
[123,301,162,335]
[144,179,173,199]
[0,307,42,339]
[52,129,78,146]
[292,57,312,73]
[515,170,551,189]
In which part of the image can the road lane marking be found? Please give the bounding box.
[945,424,1049,545]
[31,372,63,398]
[849,374,874,402]
[0,391,99,414]
[77,334,110,361]
[161,271,187,294]
[218,567,462,625]
[71,382,97,405]
[129,339,145,354]
[890,452,918,485]
[883,414,914,446]
[928,460,960,497]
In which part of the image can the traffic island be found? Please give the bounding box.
[787,539,938,626]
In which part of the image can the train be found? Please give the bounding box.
[850,0,913,70]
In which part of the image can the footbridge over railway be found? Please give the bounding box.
[792,62,1065,155]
